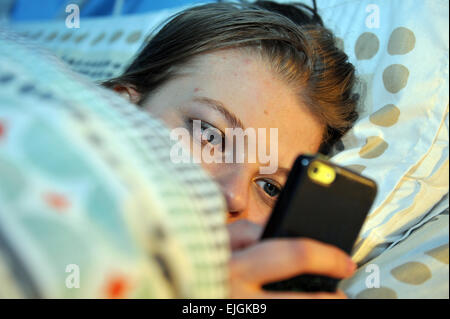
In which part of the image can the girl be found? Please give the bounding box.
[105,2,359,298]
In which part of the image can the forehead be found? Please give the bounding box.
[179,49,324,167]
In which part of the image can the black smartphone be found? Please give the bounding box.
[261,154,377,293]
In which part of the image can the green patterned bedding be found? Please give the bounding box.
[0,30,229,298]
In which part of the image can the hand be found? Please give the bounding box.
[227,220,356,299]
[227,219,263,251]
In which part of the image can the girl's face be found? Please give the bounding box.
[121,49,324,225]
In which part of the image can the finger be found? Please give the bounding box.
[335,289,348,299]
[243,290,348,299]
[227,220,263,251]
[231,238,356,284]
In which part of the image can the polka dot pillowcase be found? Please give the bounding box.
[310,0,449,263]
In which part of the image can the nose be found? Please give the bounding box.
[213,165,250,221]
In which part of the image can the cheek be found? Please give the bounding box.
[245,190,273,226]
[312,126,326,152]
[197,162,223,180]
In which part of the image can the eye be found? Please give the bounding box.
[187,119,225,152]
[255,179,281,198]
[200,121,224,147]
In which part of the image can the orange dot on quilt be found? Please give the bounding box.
[43,192,70,211]
[0,121,5,139]
[105,275,130,299]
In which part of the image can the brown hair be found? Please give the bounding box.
[103,2,358,154]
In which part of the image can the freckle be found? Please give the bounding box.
[264,110,268,115]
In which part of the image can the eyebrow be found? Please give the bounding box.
[192,96,246,130]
